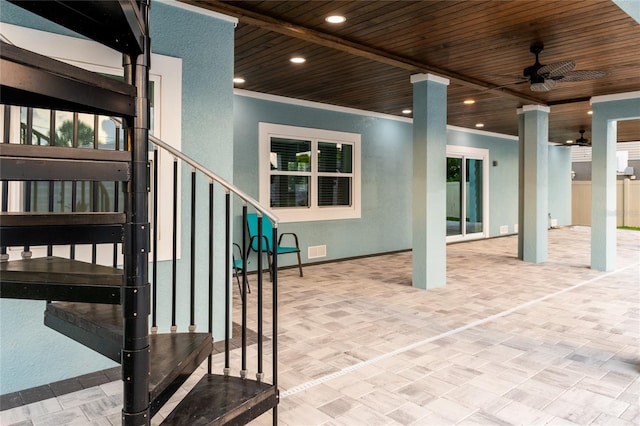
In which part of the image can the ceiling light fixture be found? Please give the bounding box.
[290,57,306,64]
[233,77,245,84]
[475,123,484,128]
[463,99,475,105]
[402,109,412,114]
[325,15,346,24]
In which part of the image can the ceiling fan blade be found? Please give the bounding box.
[538,60,575,77]
[556,70,608,82]
[530,79,557,92]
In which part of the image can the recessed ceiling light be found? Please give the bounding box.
[290,57,306,64]
[402,109,412,114]
[587,110,593,115]
[325,15,346,24]
[475,123,484,128]
[463,99,475,105]
[566,140,573,144]
[233,77,245,84]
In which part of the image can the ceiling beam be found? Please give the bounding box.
[180,0,545,106]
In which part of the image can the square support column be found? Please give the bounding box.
[590,92,640,271]
[518,105,550,263]
[411,73,449,289]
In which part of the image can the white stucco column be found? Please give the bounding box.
[411,73,449,289]
[518,105,550,263]
[590,91,640,271]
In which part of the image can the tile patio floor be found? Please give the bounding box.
[2,227,639,425]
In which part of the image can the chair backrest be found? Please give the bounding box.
[247,213,274,252]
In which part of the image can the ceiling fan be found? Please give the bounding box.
[560,129,591,147]
[499,43,608,92]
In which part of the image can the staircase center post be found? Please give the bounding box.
[122,1,151,424]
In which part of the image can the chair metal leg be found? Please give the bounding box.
[296,251,303,277]
[266,252,273,282]
[234,268,243,298]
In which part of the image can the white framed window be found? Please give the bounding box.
[259,123,361,223]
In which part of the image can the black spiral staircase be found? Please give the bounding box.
[0,1,278,425]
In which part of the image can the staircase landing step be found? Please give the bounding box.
[1,257,122,304]
[160,374,278,426]
[43,302,212,417]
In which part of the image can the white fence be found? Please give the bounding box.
[572,179,640,227]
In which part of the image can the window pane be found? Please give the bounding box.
[270,175,309,208]
[78,113,95,148]
[318,176,351,206]
[318,142,352,173]
[270,137,311,172]
[55,111,74,147]
[32,109,51,145]
[20,108,52,145]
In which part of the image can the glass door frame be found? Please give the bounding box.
[446,145,490,243]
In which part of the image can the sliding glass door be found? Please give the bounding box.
[446,147,488,241]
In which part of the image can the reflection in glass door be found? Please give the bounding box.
[446,150,487,240]
[465,158,483,235]
[446,157,462,236]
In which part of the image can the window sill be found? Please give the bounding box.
[273,206,361,223]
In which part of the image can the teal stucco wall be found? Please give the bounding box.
[233,93,532,270]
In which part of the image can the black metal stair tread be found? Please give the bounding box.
[43,302,213,417]
[45,302,122,362]
[1,257,122,303]
[0,144,131,162]
[1,40,135,116]
[1,212,126,227]
[0,144,131,182]
[1,257,122,285]
[6,1,145,56]
[160,374,279,426]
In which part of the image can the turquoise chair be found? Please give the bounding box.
[247,213,303,278]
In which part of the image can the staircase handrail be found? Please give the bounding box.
[110,118,279,226]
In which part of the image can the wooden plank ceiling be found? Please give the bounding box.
[184,0,639,144]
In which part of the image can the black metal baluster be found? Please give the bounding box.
[151,148,158,333]
[70,112,79,260]
[256,213,264,381]
[91,115,99,264]
[171,157,178,332]
[224,191,231,376]
[113,126,121,268]
[70,180,77,259]
[207,180,214,374]
[23,108,33,259]
[272,225,279,424]
[189,169,196,332]
[240,204,248,379]
[1,106,10,260]
[47,110,55,257]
